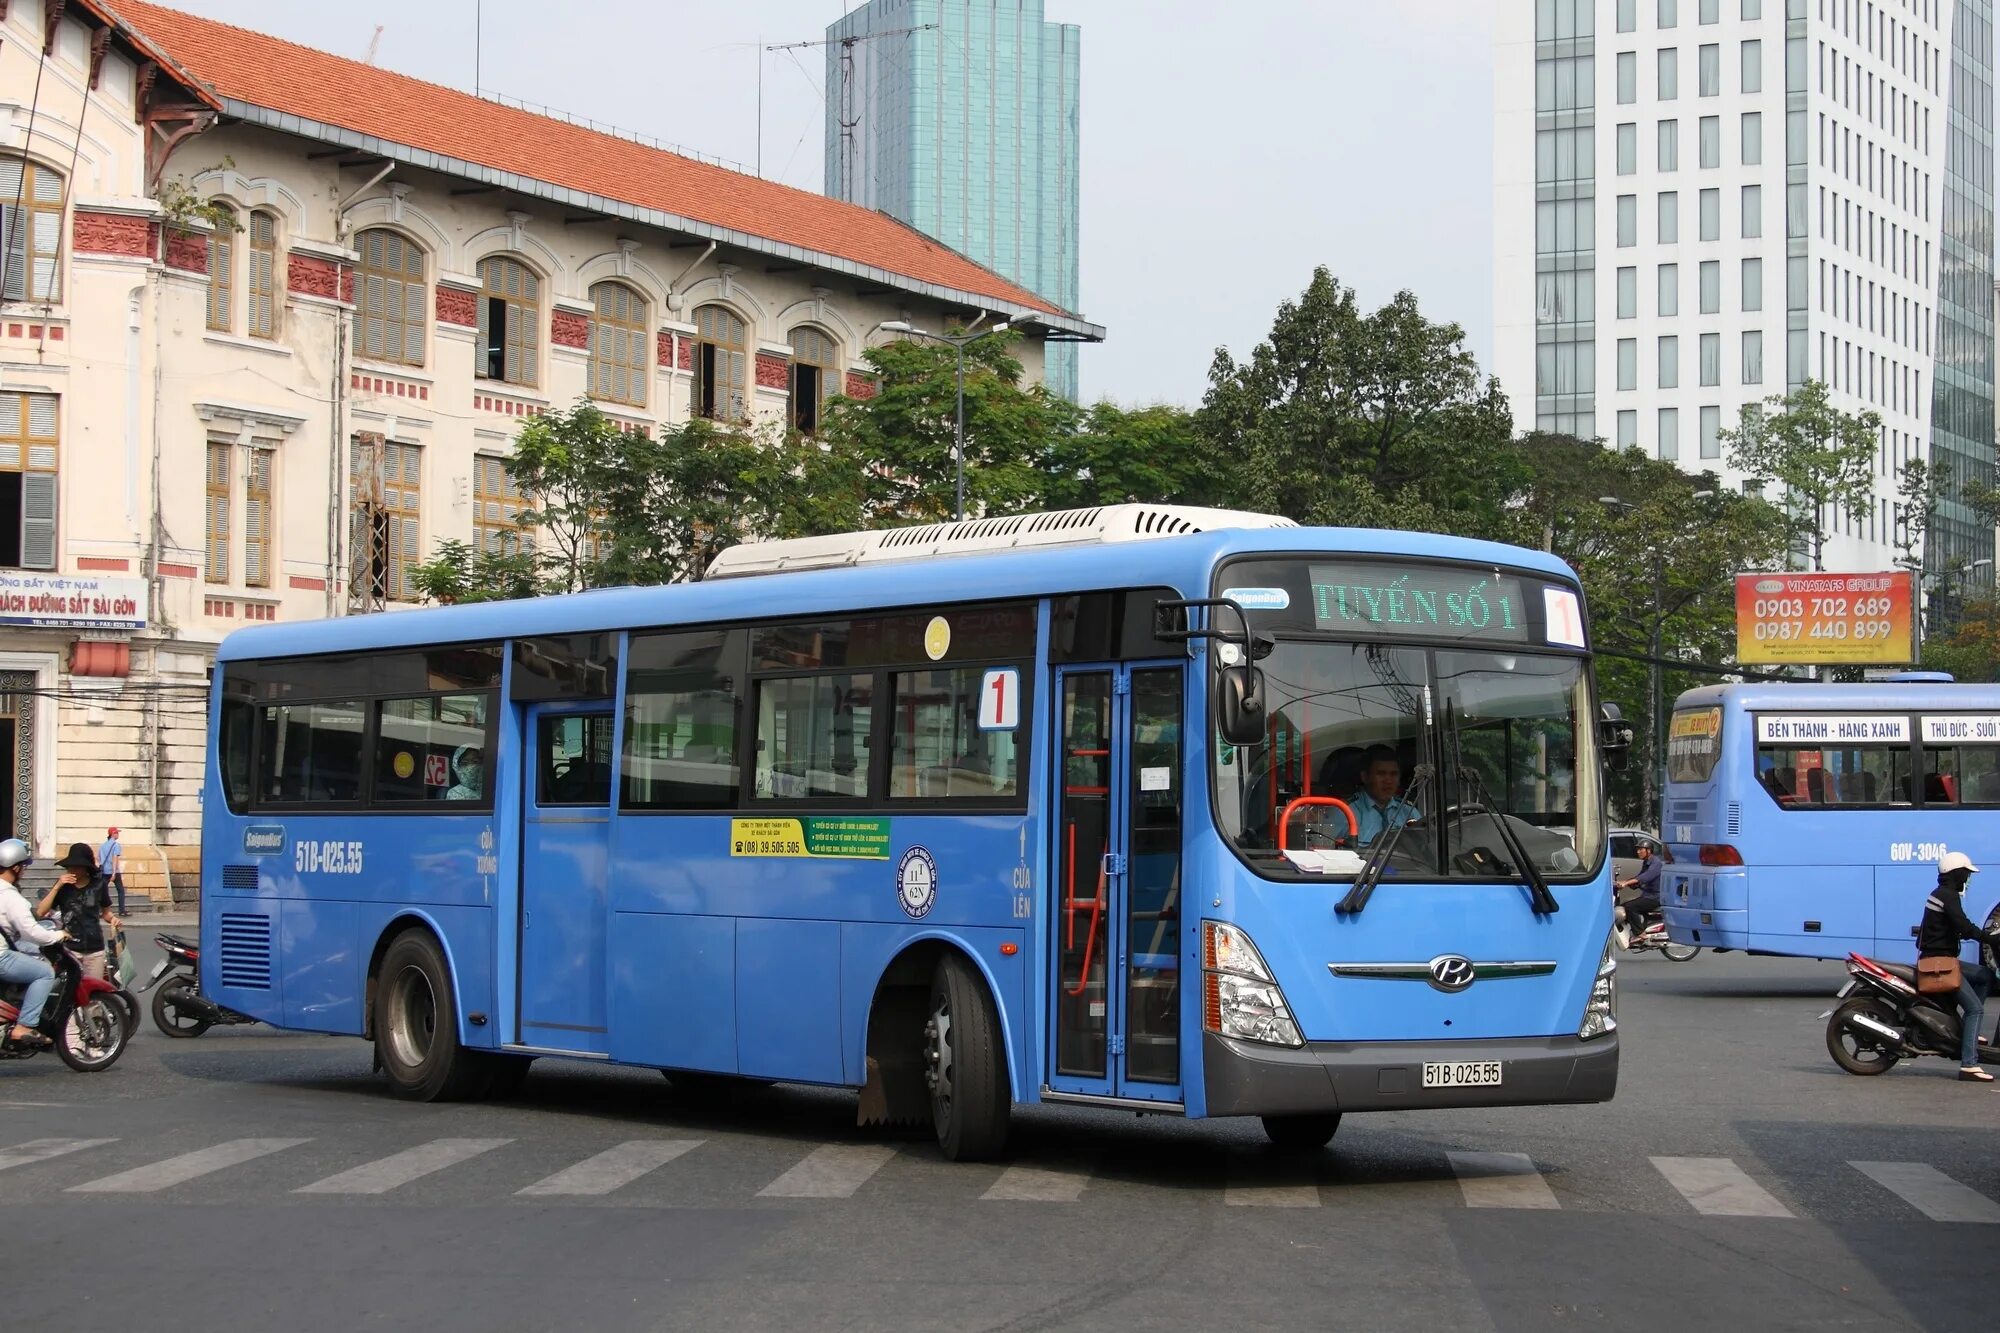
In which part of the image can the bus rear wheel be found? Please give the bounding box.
[375,929,489,1102]
[925,953,1010,1162]
[1261,1113,1342,1151]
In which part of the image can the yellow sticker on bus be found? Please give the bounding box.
[729,817,892,860]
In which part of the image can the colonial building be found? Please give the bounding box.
[0,0,1102,899]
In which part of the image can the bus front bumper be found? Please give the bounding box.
[1202,1030,1620,1116]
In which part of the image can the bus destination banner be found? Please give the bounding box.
[1734,571,1914,665]
[1755,714,1911,744]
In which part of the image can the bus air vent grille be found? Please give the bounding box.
[217,913,273,991]
[1726,802,1741,837]
[221,865,259,892]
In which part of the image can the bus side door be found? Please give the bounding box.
[1049,663,1185,1104]
[517,705,615,1054]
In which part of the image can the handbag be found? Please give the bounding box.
[1915,955,1963,994]
[113,930,134,988]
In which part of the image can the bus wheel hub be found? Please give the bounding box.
[924,1009,953,1096]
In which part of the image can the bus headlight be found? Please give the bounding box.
[1577,935,1617,1041]
[1202,921,1303,1048]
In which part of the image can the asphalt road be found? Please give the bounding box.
[3,933,1993,1333]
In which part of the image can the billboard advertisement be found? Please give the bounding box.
[1734,571,1914,666]
[0,572,147,631]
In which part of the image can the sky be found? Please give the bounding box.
[163,0,1497,408]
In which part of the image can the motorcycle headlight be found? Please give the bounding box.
[1577,934,1617,1041]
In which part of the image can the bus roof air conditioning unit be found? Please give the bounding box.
[701,504,1297,580]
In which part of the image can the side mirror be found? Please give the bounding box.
[1215,664,1267,747]
[1598,703,1635,772]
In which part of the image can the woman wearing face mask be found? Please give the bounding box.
[445,745,484,802]
[1918,851,2000,1082]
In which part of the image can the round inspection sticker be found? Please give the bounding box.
[392,751,416,779]
[897,845,938,919]
[924,616,952,660]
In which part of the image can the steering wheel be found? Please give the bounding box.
[1277,797,1359,851]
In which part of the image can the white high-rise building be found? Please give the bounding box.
[1494,0,1994,582]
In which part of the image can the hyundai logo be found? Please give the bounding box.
[1427,955,1477,992]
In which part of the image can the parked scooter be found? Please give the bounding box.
[137,932,257,1038]
[1823,951,1998,1074]
[0,941,131,1070]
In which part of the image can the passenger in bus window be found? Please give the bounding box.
[446,746,484,801]
[1350,745,1420,846]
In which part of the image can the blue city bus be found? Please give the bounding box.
[200,506,1622,1160]
[1661,680,2000,961]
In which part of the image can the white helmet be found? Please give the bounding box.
[0,838,30,871]
[1940,850,1980,875]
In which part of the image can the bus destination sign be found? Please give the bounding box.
[1734,572,1914,665]
[1309,565,1531,644]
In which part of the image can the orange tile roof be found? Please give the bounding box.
[93,0,1078,323]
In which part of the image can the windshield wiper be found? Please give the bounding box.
[1440,698,1559,915]
[1335,763,1433,916]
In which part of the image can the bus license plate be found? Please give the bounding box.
[1423,1061,1502,1089]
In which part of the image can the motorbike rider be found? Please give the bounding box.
[1617,841,1663,936]
[1918,851,2000,1082]
[0,838,67,1048]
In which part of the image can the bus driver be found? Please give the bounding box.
[1351,745,1421,846]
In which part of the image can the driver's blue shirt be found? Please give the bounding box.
[1631,856,1662,893]
[1350,792,1421,846]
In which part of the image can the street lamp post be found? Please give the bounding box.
[876,319,1016,522]
[1600,489,1710,818]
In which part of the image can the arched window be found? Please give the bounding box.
[788,326,839,433]
[0,157,64,303]
[248,211,279,339]
[693,304,747,420]
[355,228,427,367]
[477,255,540,386]
[206,204,235,333]
[589,280,648,408]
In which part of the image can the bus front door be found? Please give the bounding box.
[517,705,615,1055]
[1050,664,1185,1104]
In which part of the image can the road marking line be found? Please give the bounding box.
[517,1140,703,1196]
[1851,1162,2000,1223]
[1224,1181,1322,1208]
[295,1138,512,1195]
[70,1138,309,1193]
[0,1138,115,1172]
[1448,1151,1560,1210]
[756,1144,895,1199]
[1651,1156,1793,1217]
[983,1164,1092,1202]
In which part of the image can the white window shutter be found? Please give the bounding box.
[20,471,55,570]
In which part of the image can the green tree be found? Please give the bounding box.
[1196,268,1520,537]
[1892,455,1947,571]
[406,538,541,605]
[504,402,623,593]
[1031,400,1222,510]
[1720,379,1880,570]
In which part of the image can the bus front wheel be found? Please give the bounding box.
[1261,1113,1342,1151]
[925,953,1010,1162]
[375,929,489,1102]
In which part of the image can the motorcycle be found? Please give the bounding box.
[0,941,132,1070]
[1822,951,1997,1074]
[1613,894,1700,961]
[137,932,257,1038]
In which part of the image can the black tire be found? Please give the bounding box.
[485,1054,534,1099]
[925,953,1010,1162]
[107,988,140,1034]
[1661,943,1701,963]
[58,995,129,1072]
[151,975,212,1038]
[1261,1113,1342,1152]
[1827,997,1903,1075]
[374,929,488,1101]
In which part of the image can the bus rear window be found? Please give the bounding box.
[1666,707,1722,784]
[256,700,366,804]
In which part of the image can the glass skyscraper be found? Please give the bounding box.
[825,0,1082,400]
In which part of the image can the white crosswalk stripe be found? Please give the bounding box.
[1851,1162,2000,1223]
[295,1138,512,1195]
[1652,1156,1794,1218]
[982,1164,1092,1202]
[1224,1180,1322,1208]
[1448,1151,1560,1210]
[0,1138,115,1173]
[517,1140,703,1196]
[756,1144,895,1199]
[71,1138,309,1193]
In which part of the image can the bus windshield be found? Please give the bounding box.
[1215,639,1600,880]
